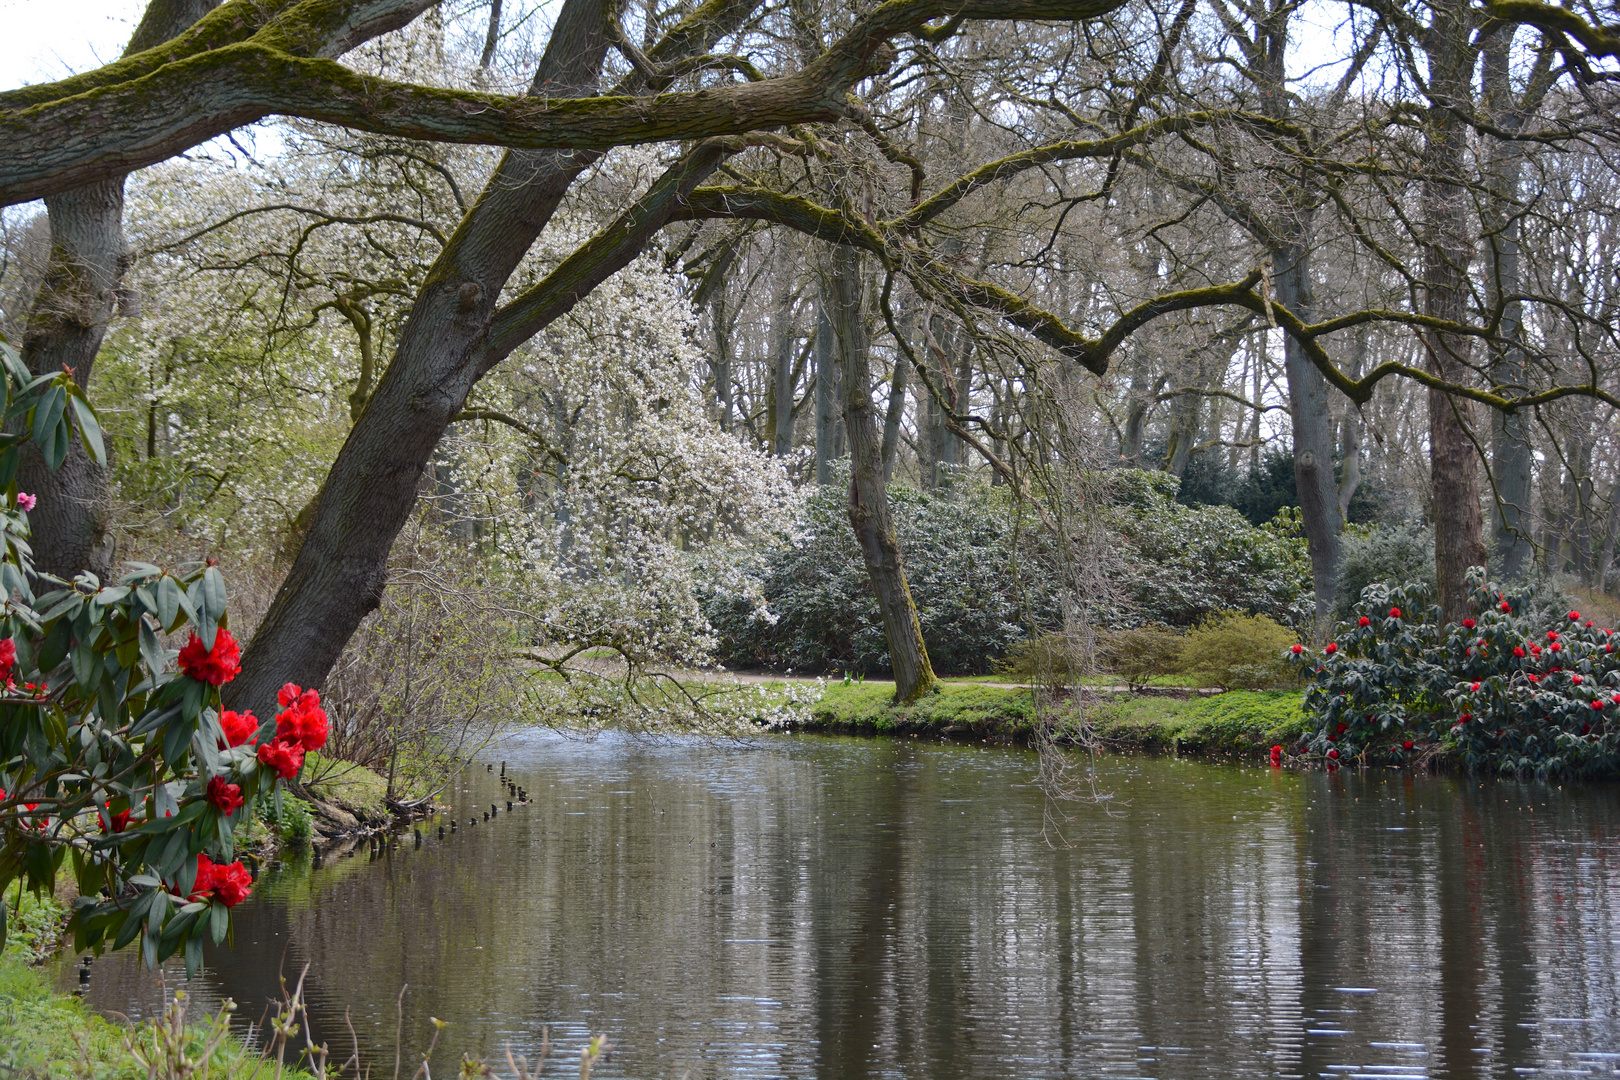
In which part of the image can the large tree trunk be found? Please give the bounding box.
[230,0,748,717]
[831,247,935,703]
[1422,0,1489,623]
[1275,246,1344,631]
[18,0,221,581]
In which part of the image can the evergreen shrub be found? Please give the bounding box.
[1293,570,1620,777]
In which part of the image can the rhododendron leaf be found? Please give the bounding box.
[0,340,27,384]
[209,899,228,945]
[30,385,63,452]
[141,925,159,971]
[130,699,182,738]
[121,563,162,584]
[199,567,227,627]
[155,575,182,631]
[43,421,70,472]
[68,394,105,466]
[138,620,166,681]
[38,618,71,671]
[39,592,83,622]
[70,640,98,690]
[93,586,130,608]
[184,927,204,978]
[163,708,198,766]
[113,904,146,951]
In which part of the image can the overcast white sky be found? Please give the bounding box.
[0,0,142,89]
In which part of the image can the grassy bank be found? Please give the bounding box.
[801,681,1310,758]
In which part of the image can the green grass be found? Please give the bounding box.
[810,682,1040,737]
[2,891,320,1080]
[1091,690,1311,754]
[300,752,393,820]
[803,681,1309,760]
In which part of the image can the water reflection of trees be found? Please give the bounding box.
[71,740,1620,1080]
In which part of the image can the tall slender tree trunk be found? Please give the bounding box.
[1483,32,1534,580]
[1422,0,1489,622]
[770,285,796,457]
[813,297,840,484]
[1276,246,1344,631]
[18,0,221,581]
[830,247,934,703]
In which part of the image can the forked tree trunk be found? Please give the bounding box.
[830,247,935,703]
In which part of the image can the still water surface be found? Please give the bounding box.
[63,730,1620,1078]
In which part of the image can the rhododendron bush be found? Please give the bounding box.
[1292,569,1620,777]
[0,342,322,972]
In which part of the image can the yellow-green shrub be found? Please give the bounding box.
[1179,612,1298,690]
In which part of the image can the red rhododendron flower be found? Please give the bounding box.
[1327,748,1339,759]
[1358,616,1371,627]
[1402,740,1414,750]
[1513,646,1526,658]
[1573,674,1583,684]
[1469,681,1480,691]
[1389,607,1401,618]
[1551,643,1563,652]
[1460,713,1472,723]
[1612,694,1620,704]
[1592,699,1606,711]
[1548,631,1560,641]
[1325,642,1338,654]
[1290,644,1304,655]
[104,803,131,833]
[178,628,241,686]
[219,709,259,748]
[1569,611,1581,621]
[1531,645,1543,656]
[1463,618,1475,630]
[257,738,305,780]
[0,638,14,679]
[211,860,252,908]
[1528,674,1540,683]
[274,685,329,753]
[207,776,244,815]
[1500,602,1513,613]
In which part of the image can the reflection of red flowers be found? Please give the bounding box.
[178,628,241,686]
[1269,745,1283,766]
[274,684,329,752]
[219,709,259,748]
[207,776,244,815]
[1358,616,1370,627]
[257,738,304,780]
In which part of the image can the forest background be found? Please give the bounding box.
[1,0,1618,759]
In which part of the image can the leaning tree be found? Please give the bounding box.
[6,0,1620,707]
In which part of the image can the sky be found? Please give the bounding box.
[0,0,139,90]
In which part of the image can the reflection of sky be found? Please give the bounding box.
[62,733,1620,1080]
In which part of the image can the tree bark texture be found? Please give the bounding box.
[1422,0,1490,622]
[18,0,222,582]
[813,296,841,484]
[1482,32,1534,579]
[831,248,935,703]
[1276,247,1344,630]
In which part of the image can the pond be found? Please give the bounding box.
[61,730,1620,1079]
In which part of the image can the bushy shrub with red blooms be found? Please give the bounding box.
[257,737,305,780]
[0,637,14,679]
[274,684,329,752]
[178,627,242,686]
[1289,569,1620,777]
[218,708,259,748]
[206,776,244,815]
